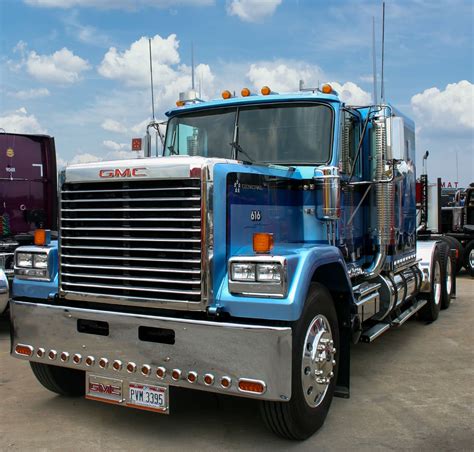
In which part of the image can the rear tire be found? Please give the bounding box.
[463,240,474,277]
[439,242,454,310]
[260,283,339,440]
[419,246,442,322]
[30,362,85,397]
[439,236,463,273]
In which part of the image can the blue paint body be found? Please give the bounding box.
[14,92,417,325]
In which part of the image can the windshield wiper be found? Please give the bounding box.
[229,141,254,163]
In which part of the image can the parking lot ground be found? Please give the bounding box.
[0,274,473,451]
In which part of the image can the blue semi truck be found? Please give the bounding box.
[10,84,454,440]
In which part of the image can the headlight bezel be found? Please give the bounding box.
[228,256,287,298]
[14,247,53,281]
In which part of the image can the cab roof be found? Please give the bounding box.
[165,91,342,118]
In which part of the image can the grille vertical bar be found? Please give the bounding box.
[59,178,203,308]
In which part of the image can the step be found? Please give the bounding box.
[391,298,428,327]
[360,322,390,343]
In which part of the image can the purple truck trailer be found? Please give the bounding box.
[0,132,57,312]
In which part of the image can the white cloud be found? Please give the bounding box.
[103,139,129,151]
[25,0,212,9]
[70,153,102,164]
[411,80,474,134]
[101,118,126,133]
[329,81,371,105]
[246,60,324,93]
[9,88,51,99]
[227,0,281,22]
[26,47,91,84]
[0,108,47,134]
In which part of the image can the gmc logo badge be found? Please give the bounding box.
[89,382,121,396]
[99,167,147,178]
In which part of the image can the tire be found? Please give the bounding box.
[260,283,339,440]
[438,242,454,310]
[439,236,463,273]
[30,362,85,397]
[463,240,474,277]
[419,246,442,322]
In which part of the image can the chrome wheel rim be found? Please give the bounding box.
[301,314,336,408]
[446,257,452,295]
[433,261,441,305]
[469,249,474,269]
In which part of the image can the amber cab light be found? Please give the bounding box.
[253,233,274,254]
[238,379,266,394]
[321,83,333,94]
[261,86,271,95]
[15,344,33,357]
[222,90,232,99]
[241,87,251,97]
[176,100,185,107]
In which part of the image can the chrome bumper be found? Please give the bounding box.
[10,301,292,401]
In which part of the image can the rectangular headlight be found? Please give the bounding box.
[231,263,256,281]
[256,263,282,282]
[17,252,33,268]
[33,253,48,268]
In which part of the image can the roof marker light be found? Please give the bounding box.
[176,100,185,107]
[241,87,251,97]
[321,83,333,94]
[222,90,233,99]
[261,86,272,96]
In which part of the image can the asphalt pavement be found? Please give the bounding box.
[0,274,472,451]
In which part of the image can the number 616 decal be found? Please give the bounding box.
[250,210,262,221]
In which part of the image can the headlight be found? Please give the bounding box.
[256,263,281,282]
[231,263,256,281]
[17,253,33,268]
[33,253,48,268]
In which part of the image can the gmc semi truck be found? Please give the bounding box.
[10,85,453,440]
[0,132,57,314]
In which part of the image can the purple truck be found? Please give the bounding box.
[0,132,57,312]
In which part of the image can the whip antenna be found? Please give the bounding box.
[380,2,386,103]
[372,16,378,105]
[191,42,195,91]
[149,38,155,120]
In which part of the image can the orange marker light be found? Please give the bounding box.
[241,87,251,97]
[253,233,274,254]
[34,229,46,246]
[222,90,232,99]
[176,100,185,107]
[261,86,271,95]
[238,379,266,394]
[321,83,333,94]
[15,344,33,357]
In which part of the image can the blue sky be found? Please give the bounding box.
[1,0,473,186]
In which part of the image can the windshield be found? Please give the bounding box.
[164,103,333,165]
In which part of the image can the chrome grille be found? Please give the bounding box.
[60,178,202,308]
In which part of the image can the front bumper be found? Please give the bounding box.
[10,300,292,402]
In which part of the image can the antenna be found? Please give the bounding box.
[191,42,195,91]
[380,1,385,103]
[148,38,155,121]
[372,16,378,105]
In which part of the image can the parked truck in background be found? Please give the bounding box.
[9,84,453,440]
[0,132,57,313]
[417,175,474,276]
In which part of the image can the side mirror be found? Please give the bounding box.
[388,116,405,161]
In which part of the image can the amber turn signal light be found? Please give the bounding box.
[15,344,33,357]
[253,233,274,254]
[238,379,266,394]
[34,229,49,246]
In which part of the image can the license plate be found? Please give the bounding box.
[127,383,169,413]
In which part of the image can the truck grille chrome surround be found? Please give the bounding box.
[59,177,206,310]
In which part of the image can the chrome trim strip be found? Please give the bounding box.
[61,227,201,232]
[62,196,200,203]
[61,237,200,243]
[61,186,200,194]
[60,254,200,264]
[61,245,200,253]
[62,263,200,274]
[62,272,200,285]
[61,281,201,295]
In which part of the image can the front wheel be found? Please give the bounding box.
[30,362,85,397]
[260,283,339,440]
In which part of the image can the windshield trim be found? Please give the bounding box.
[163,101,335,166]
